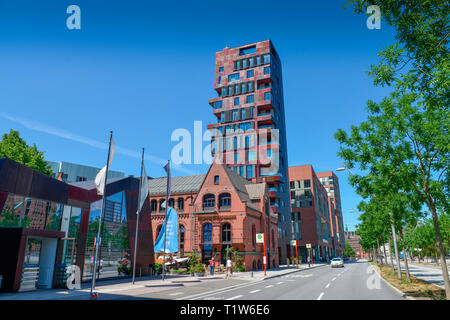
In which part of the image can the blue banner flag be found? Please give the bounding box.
[154,207,178,253]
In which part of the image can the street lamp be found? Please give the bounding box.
[335,166,355,175]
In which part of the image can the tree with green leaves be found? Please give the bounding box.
[337,0,450,298]
[343,241,356,258]
[0,129,52,175]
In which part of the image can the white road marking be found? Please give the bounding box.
[249,289,261,293]
[332,277,337,281]
[169,292,183,296]
[277,282,284,284]
[265,285,274,288]
[337,274,341,277]
[325,283,330,288]
[226,295,243,300]
[317,292,324,300]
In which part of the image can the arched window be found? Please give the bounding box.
[177,198,184,211]
[151,200,157,212]
[179,225,185,253]
[219,193,231,209]
[202,223,213,264]
[252,224,256,247]
[159,199,165,212]
[168,198,175,208]
[203,194,215,210]
[222,223,231,244]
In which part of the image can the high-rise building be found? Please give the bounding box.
[317,171,345,256]
[207,40,291,263]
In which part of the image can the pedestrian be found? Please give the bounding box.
[307,255,311,268]
[209,257,215,276]
[226,257,232,277]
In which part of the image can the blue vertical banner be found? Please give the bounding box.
[154,207,178,253]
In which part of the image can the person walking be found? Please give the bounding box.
[209,258,215,276]
[226,257,232,278]
[307,255,311,268]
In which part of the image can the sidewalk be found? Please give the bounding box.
[0,263,326,300]
[386,260,449,289]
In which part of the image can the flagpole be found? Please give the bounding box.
[90,130,113,298]
[132,148,145,284]
[162,159,170,280]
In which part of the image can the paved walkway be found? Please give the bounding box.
[386,260,449,289]
[0,263,326,300]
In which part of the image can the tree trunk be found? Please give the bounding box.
[376,237,383,265]
[382,233,388,267]
[429,206,450,299]
[398,226,411,282]
[391,219,402,280]
[388,236,395,274]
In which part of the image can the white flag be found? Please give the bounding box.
[94,138,115,195]
[137,164,149,214]
[161,161,171,208]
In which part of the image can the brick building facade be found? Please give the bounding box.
[150,160,279,270]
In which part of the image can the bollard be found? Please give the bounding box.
[251,271,253,278]
[139,268,142,278]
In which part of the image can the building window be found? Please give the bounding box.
[234,152,239,163]
[233,136,238,149]
[232,110,239,121]
[219,66,224,72]
[76,176,87,182]
[252,224,256,247]
[248,81,254,92]
[214,175,220,185]
[234,97,240,106]
[217,76,221,84]
[228,73,239,82]
[246,95,254,104]
[167,198,174,208]
[179,225,185,253]
[214,101,222,109]
[264,92,271,101]
[242,59,248,68]
[246,165,253,178]
[263,54,270,64]
[247,69,254,78]
[151,200,157,212]
[222,87,226,97]
[247,151,256,161]
[202,224,213,264]
[159,199,165,212]
[177,198,184,211]
[219,193,231,209]
[256,56,261,65]
[222,223,231,243]
[239,166,244,177]
[264,66,270,75]
[203,194,215,210]
[249,57,254,67]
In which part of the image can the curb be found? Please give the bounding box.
[371,263,414,300]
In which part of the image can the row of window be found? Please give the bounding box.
[221,81,254,97]
[220,67,270,85]
[290,179,311,190]
[150,197,187,212]
[202,193,231,210]
[232,54,271,71]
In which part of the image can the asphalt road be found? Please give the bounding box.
[125,261,405,300]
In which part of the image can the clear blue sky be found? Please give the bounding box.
[0,0,396,230]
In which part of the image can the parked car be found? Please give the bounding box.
[331,258,344,268]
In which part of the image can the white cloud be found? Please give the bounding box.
[0,112,196,175]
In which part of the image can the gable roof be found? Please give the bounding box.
[148,174,206,195]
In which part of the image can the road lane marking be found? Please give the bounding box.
[325,283,330,288]
[265,285,274,288]
[249,289,261,293]
[226,295,243,300]
[277,282,284,284]
[317,292,324,300]
[169,292,183,296]
[337,274,341,277]
[332,277,337,281]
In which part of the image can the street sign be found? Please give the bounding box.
[306,243,311,248]
[291,240,296,246]
[263,256,267,264]
[256,233,264,244]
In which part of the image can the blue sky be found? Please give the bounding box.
[0,0,396,230]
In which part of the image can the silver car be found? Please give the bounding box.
[331,258,344,268]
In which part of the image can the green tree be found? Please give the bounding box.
[337,0,450,298]
[343,241,356,258]
[0,129,52,175]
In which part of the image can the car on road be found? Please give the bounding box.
[331,258,344,268]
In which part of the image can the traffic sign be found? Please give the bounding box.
[291,240,296,246]
[256,233,264,244]
[263,256,267,264]
[306,243,311,248]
